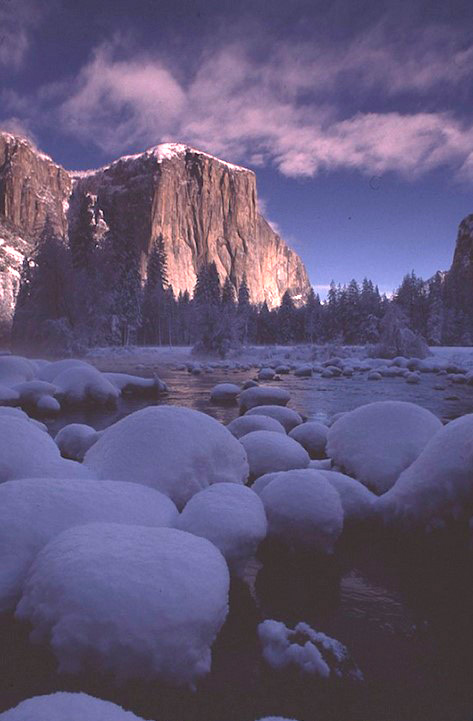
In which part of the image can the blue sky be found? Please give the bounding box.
[1,0,473,297]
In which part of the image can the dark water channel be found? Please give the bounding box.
[1,364,472,721]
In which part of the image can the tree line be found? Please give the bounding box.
[10,210,473,355]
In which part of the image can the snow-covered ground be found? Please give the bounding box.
[0,345,471,721]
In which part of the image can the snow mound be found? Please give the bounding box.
[38,358,92,383]
[0,406,47,432]
[210,383,241,403]
[0,478,178,611]
[239,386,290,413]
[105,372,165,395]
[259,470,343,553]
[16,524,230,687]
[289,422,328,459]
[176,483,267,574]
[240,431,310,479]
[55,423,100,461]
[227,414,286,439]
[326,401,442,493]
[54,365,120,406]
[12,381,60,414]
[0,416,91,483]
[378,413,473,531]
[0,356,37,385]
[0,692,148,721]
[318,470,376,523]
[258,620,363,681]
[246,405,303,432]
[84,406,249,508]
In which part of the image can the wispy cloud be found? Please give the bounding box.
[3,19,473,181]
[0,0,48,70]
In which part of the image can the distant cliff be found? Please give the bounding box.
[70,143,311,307]
[0,133,311,338]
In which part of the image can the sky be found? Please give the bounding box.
[1,0,473,298]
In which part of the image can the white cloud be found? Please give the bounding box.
[5,21,473,182]
[0,0,48,70]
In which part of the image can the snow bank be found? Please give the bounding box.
[289,422,328,459]
[239,386,290,413]
[16,524,230,687]
[0,478,178,611]
[227,414,286,439]
[326,401,442,493]
[0,692,148,721]
[210,383,241,403]
[245,405,303,432]
[177,483,267,574]
[54,365,120,406]
[259,470,343,553]
[378,413,473,531]
[54,423,100,461]
[258,620,363,681]
[84,406,249,508]
[240,431,310,478]
[0,416,91,483]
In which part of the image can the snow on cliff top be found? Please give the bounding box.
[70,142,252,179]
[0,131,61,167]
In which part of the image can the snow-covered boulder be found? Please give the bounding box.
[367,371,382,381]
[246,405,303,432]
[318,470,376,523]
[258,367,275,381]
[0,406,47,432]
[258,620,363,680]
[54,366,120,406]
[378,414,473,531]
[289,421,328,459]
[0,478,178,611]
[0,384,19,404]
[12,380,60,414]
[227,414,286,439]
[239,386,290,413]
[326,401,443,493]
[240,431,310,479]
[55,423,100,461]
[210,383,241,403]
[16,524,229,687]
[84,406,249,508]
[294,364,312,377]
[0,356,37,385]
[176,483,267,574]
[0,693,147,721]
[259,470,343,553]
[104,372,166,395]
[38,358,92,383]
[0,416,91,483]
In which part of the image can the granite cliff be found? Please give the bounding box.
[0,133,311,337]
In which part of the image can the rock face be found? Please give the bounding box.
[450,215,473,275]
[71,143,310,307]
[0,134,311,333]
[0,133,71,237]
[0,133,72,337]
[444,214,473,313]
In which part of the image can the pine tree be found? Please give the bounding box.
[69,193,96,272]
[141,235,168,344]
[278,290,296,344]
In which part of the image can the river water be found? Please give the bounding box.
[1,362,472,721]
